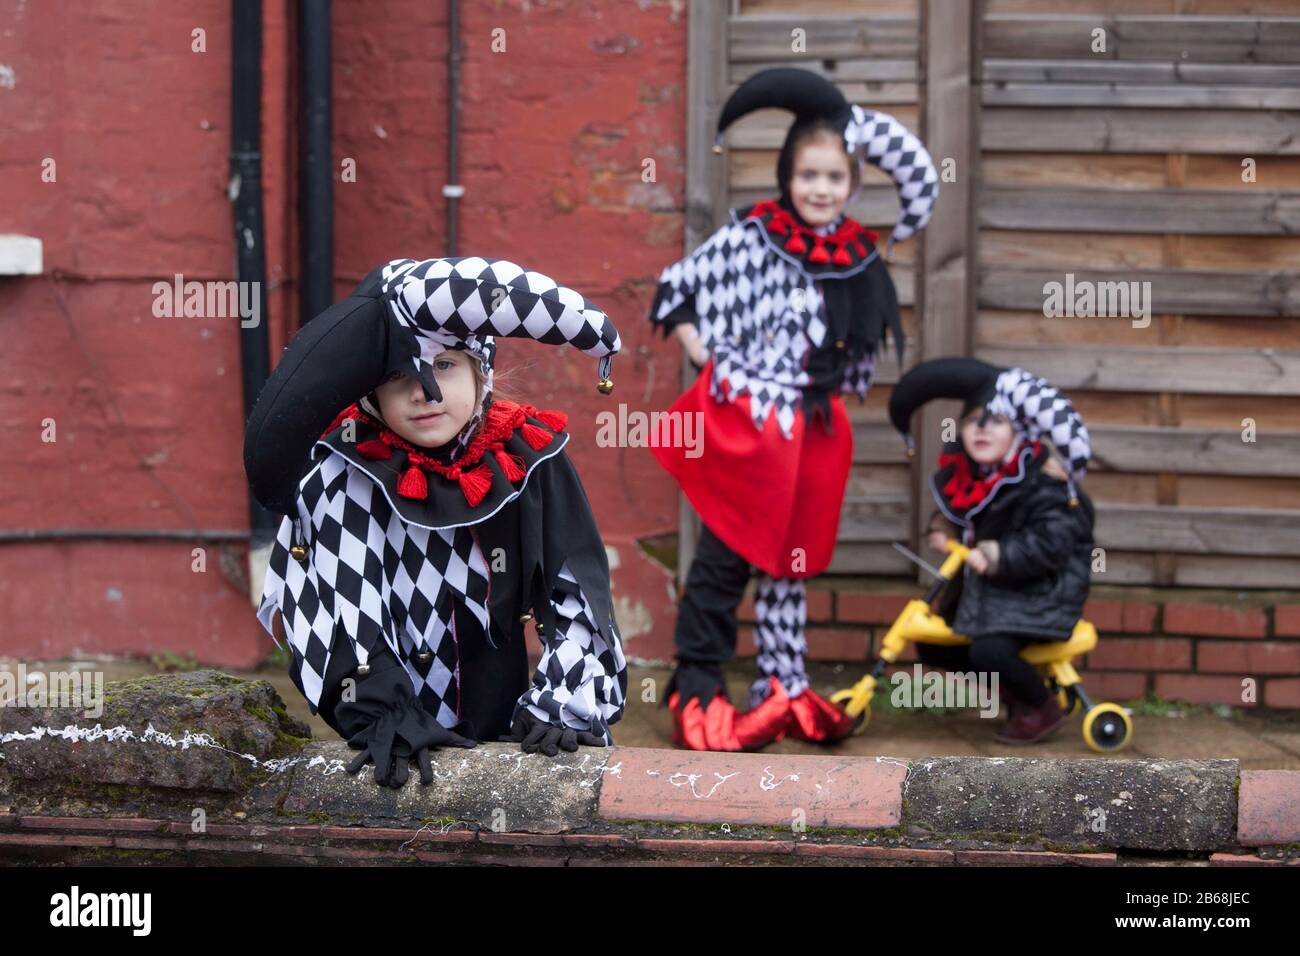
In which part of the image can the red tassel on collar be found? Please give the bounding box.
[397,464,428,498]
[320,400,569,506]
[458,463,494,507]
[356,439,392,460]
[939,438,1041,511]
[744,199,879,273]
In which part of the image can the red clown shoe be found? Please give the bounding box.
[667,668,792,752]
[786,688,856,743]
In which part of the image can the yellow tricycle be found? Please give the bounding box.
[830,539,1133,753]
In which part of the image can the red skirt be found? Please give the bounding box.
[651,362,852,580]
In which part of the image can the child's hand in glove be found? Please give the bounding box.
[502,709,606,757]
[334,647,477,788]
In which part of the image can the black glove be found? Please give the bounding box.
[334,646,476,788]
[501,708,606,757]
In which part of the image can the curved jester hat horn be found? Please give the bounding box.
[379,256,621,404]
[715,66,940,246]
[244,256,621,516]
[889,357,1091,483]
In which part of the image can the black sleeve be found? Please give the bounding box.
[993,482,1089,584]
[519,450,620,652]
[648,281,698,339]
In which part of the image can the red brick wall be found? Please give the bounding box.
[0,1,689,667]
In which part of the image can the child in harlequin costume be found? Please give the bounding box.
[245,257,627,788]
[647,67,940,751]
[889,357,1096,745]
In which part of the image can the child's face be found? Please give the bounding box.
[374,349,480,449]
[960,409,1016,466]
[788,133,853,227]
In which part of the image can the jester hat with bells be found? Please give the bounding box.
[244,256,621,520]
[888,357,1092,506]
[715,66,940,252]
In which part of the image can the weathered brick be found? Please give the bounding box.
[1197,641,1300,675]
[0,832,113,848]
[1082,599,1122,632]
[806,589,833,622]
[321,825,473,844]
[1164,602,1267,639]
[560,833,636,849]
[793,843,955,863]
[1209,852,1298,866]
[636,837,795,856]
[1264,679,1300,709]
[165,822,252,838]
[113,836,180,851]
[1086,637,1191,672]
[479,832,566,847]
[837,592,911,625]
[21,816,167,833]
[953,849,1116,866]
[598,748,907,830]
[806,627,869,662]
[1084,598,1157,634]
[1238,770,1300,846]
[1274,604,1300,638]
[1076,670,1148,701]
[1154,673,1257,707]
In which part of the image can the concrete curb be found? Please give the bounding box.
[3,739,1299,864]
[3,670,1297,864]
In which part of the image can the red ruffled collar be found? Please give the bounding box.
[320,399,568,507]
[740,199,878,272]
[938,437,1041,511]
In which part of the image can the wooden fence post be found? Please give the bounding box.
[913,0,981,557]
[677,0,732,591]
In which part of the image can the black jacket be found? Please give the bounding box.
[932,443,1096,641]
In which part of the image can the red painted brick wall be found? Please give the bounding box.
[0,1,688,667]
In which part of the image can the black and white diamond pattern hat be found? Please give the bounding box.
[379,256,621,404]
[715,67,939,246]
[244,256,620,518]
[843,105,940,245]
[889,357,1091,482]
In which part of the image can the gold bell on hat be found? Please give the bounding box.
[596,354,614,394]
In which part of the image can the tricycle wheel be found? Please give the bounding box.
[1082,703,1132,753]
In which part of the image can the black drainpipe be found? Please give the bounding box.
[446,0,462,254]
[298,0,334,323]
[231,0,276,548]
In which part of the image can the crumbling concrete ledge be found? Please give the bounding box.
[1,670,1297,866]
